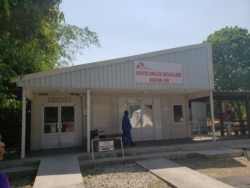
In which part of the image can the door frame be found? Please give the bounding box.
[41,103,76,149]
[128,98,154,141]
[171,100,188,138]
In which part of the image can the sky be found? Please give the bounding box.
[60,0,250,65]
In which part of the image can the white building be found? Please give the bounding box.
[15,43,215,158]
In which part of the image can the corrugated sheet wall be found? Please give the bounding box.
[20,44,213,90]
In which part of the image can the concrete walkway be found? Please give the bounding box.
[33,155,83,188]
[136,158,233,188]
[2,137,249,188]
[27,147,245,188]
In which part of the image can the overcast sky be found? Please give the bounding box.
[60,0,250,65]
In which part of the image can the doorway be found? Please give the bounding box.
[42,104,76,148]
[129,104,154,141]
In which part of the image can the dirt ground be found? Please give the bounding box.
[173,156,250,179]
[8,156,250,188]
[8,175,35,188]
[173,156,250,188]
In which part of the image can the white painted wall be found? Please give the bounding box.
[191,102,206,121]
[191,102,207,131]
[30,92,191,150]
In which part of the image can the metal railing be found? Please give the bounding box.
[190,120,211,137]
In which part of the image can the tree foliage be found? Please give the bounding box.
[0,0,99,90]
[57,24,100,66]
[205,27,250,122]
[0,0,10,17]
[0,1,99,141]
[204,26,250,90]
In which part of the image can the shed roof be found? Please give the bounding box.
[14,43,213,97]
[213,90,250,100]
[190,90,250,102]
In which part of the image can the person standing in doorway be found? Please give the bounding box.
[122,111,136,146]
[0,134,10,188]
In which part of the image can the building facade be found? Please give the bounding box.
[15,43,214,156]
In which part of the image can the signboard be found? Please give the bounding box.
[134,61,183,84]
[48,97,71,103]
[98,141,114,151]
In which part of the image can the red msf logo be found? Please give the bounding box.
[136,62,145,69]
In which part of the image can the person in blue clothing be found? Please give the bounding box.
[122,111,136,146]
[0,134,10,188]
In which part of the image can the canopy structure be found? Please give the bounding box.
[214,90,250,136]
[213,90,250,100]
[192,90,250,136]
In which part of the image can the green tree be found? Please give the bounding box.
[57,24,100,66]
[0,0,10,17]
[205,26,250,90]
[0,0,99,89]
[0,0,99,148]
[205,27,250,122]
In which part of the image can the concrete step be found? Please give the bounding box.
[0,158,40,177]
[78,148,244,168]
[78,138,250,161]
[3,165,38,178]
[1,138,249,177]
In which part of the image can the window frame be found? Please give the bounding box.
[172,104,184,124]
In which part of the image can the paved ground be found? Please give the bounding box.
[136,158,233,188]
[219,174,250,188]
[33,155,83,188]
[2,135,250,188]
[30,136,250,188]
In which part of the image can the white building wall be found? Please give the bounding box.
[161,95,190,139]
[91,95,120,136]
[191,102,207,121]
[17,43,213,92]
[191,102,207,132]
[30,92,192,150]
[161,95,171,139]
[17,43,213,150]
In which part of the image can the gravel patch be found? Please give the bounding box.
[81,162,171,188]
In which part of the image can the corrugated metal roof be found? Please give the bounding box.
[14,43,214,92]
